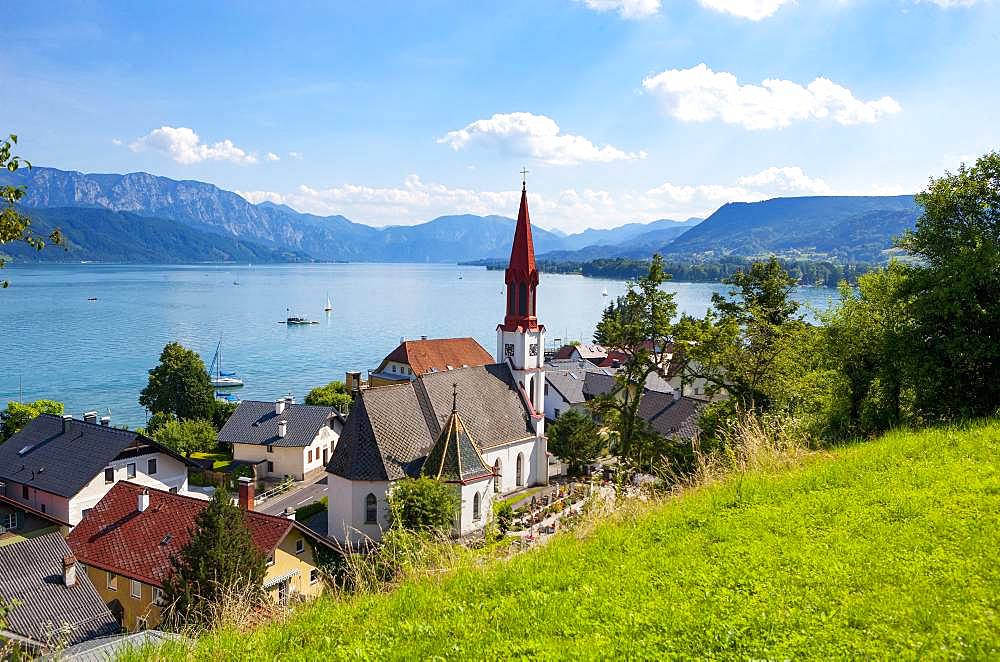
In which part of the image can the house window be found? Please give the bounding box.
[295,538,305,554]
[169,487,178,494]
[21,484,28,499]
[3,512,17,530]
[267,461,274,473]
[147,458,157,475]
[107,572,118,591]
[267,445,274,453]
[473,492,481,521]
[130,579,142,598]
[516,453,524,487]
[554,408,561,418]
[307,449,312,463]
[81,508,92,520]
[40,504,46,513]
[310,569,319,585]
[104,467,114,484]
[154,587,166,606]
[392,365,396,373]
[544,384,549,396]
[127,463,136,479]
[364,493,377,524]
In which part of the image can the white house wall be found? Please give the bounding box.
[233,426,338,482]
[69,451,189,526]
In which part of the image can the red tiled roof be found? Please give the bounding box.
[66,482,292,588]
[382,337,494,376]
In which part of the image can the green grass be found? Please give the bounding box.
[188,451,233,471]
[153,421,1000,660]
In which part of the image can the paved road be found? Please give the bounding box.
[257,475,329,516]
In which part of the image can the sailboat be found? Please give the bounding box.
[324,293,333,312]
[602,287,609,297]
[208,340,244,387]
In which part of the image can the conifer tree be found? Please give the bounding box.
[161,487,266,629]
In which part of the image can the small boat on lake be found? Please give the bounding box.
[282,308,319,324]
[324,293,333,312]
[216,391,241,403]
[208,340,244,387]
[602,288,609,297]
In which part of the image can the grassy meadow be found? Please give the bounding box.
[143,421,1000,660]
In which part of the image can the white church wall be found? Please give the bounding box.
[456,478,494,536]
[327,475,390,544]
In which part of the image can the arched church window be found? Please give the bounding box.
[473,492,481,520]
[516,453,524,486]
[507,286,515,316]
[518,282,528,317]
[493,459,502,493]
[364,493,377,524]
[529,377,535,405]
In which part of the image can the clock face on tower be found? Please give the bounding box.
[529,343,538,357]
[504,343,515,358]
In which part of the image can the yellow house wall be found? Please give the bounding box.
[265,531,326,602]
[82,565,161,631]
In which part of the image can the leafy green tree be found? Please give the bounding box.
[212,400,239,430]
[1,399,63,441]
[152,418,218,456]
[898,152,1000,420]
[304,380,353,413]
[822,261,913,435]
[680,257,803,413]
[161,487,266,629]
[547,409,603,474]
[139,342,214,421]
[0,134,62,287]
[387,477,458,534]
[592,254,678,458]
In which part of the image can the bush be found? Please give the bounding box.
[152,418,218,456]
[305,380,353,414]
[387,477,458,534]
[295,496,328,522]
[494,502,514,536]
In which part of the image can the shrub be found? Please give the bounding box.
[387,477,458,534]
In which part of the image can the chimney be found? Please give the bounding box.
[137,489,150,513]
[347,371,362,394]
[283,507,296,520]
[100,416,111,427]
[62,415,73,434]
[83,411,98,424]
[278,420,287,438]
[275,399,286,416]
[238,476,254,511]
[63,555,77,587]
[285,395,295,405]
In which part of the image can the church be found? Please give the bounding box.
[325,178,548,543]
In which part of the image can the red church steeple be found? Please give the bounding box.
[502,174,539,332]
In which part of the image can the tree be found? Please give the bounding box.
[387,477,458,534]
[547,409,603,474]
[0,134,62,287]
[139,342,215,421]
[1,399,63,441]
[680,257,803,413]
[161,487,266,629]
[304,380,353,413]
[152,418,218,456]
[212,400,239,430]
[822,261,913,435]
[592,254,678,458]
[898,151,1000,420]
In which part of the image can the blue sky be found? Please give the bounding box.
[3,0,998,232]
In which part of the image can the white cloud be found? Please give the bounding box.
[266,152,281,162]
[642,64,901,130]
[111,138,123,146]
[438,112,646,165]
[129,126,259,165]
[235,166,844,232]
[923,0,981,6]
[577,0,661,19]
[288,151,303,160]
[698,0,793,20]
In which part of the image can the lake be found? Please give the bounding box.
[0,263,839,427]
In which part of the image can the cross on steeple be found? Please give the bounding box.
[520,167,529,188]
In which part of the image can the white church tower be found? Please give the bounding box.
[497,174,546,436]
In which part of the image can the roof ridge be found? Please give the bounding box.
[109,481,294,527]
[35,413,137,438]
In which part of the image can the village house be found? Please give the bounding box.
[367,336,495,387]
[0,533,119,655]
[326,178,549,543]
[582,371,704,443]
[0,414,194,527]
[543,359,618,421]
[0,492,69,543]
[66,481,335,631]
[217,397,343,482]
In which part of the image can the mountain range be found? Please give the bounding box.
[0,166,921,265]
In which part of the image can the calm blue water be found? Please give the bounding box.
[0,264,839,427]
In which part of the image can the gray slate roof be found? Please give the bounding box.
[582,371,675,400]
[57,630,184,661]
[328,364,534,481]
[638,393,703,440]
[217,401,339,448]
[0,533,119,647]
[0,415,189,498]
[546,363,616,406]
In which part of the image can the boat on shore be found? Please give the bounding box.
[208,340,244,387]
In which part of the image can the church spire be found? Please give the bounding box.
[502,171,539,331]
